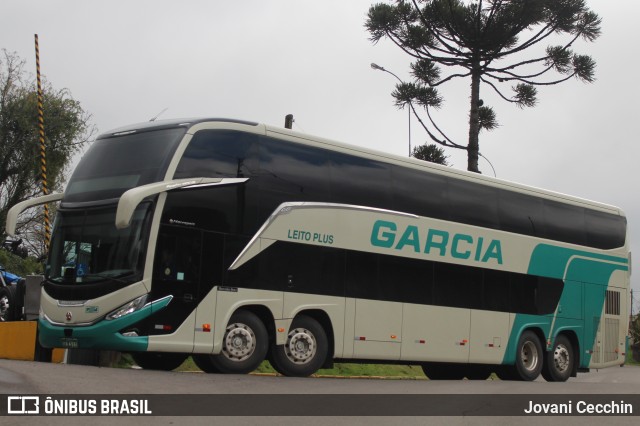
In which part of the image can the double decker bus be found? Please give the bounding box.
[6,118,630,381]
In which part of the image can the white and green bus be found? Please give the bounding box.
[6,118,630,381]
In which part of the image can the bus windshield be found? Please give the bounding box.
[64,127,186,203]
[46,203,152,285]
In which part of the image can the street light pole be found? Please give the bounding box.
[371,63,411,157]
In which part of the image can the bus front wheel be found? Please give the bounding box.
[270,315,328,377]
[192,354,221,374]
[541,334,574,382]
[210,310,268,374]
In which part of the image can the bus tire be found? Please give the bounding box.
[270,315,328,377]
[192,354,221,374]
[421,362,466,380]
[15,279,26,320]
[131,352,188,371]
[210,310,268,374]
[541,334,573,382]
[514,330,543,381]
[0,285,18,322]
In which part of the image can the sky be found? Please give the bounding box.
[2,0,639,304]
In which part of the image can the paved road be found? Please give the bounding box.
[0,359,638,425]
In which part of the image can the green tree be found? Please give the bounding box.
[631,316,639,343]
[366,0,601,173]
[0,248,43,276]
[0,49,93,256]
[412,143,449,165]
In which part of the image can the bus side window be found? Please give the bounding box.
[258,137,330,219]
[448,179,498,229]
[330,153,394,211]
[498,190,545,238]
[543,200,586,247]
[585,209,626,249]
[174,130,259,179]
[391,166,449,220]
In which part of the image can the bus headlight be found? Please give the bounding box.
[105,294,148,321]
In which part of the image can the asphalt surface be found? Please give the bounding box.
[0,359,638,425]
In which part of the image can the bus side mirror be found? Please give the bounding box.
[115,177,249,229]
[5,193,64,237]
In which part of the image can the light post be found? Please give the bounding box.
[371,63,411,157]
[371,64,497,175]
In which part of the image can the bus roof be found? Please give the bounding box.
[262,124,624,217]
[97,118,258,139]
[98,117,624,216]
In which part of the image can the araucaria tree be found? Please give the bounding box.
[366,0,601,173]
[0,49,92,257]
[412,143,450,165]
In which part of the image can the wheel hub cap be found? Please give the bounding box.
[0,296,9,321]
[521,341,539,372]
[222,323,255,361]
[285,328,316,364]
[553,344,570,372]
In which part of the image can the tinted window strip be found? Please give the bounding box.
[227,242,564,316]
[175,131,626,250]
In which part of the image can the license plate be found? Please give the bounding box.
[60,338,78,348]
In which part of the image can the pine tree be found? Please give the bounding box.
[366,0,601,172]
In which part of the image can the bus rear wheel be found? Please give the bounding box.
[131,352,188,371]
[270,315,328,377]
[210,310,268,374]
[541,334,574,382]
[513,330,543,381]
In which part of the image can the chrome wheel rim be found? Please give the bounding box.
[0,295,9,321]
[222,322,256,362]
[521,340,539,372]
[553,344,570,373]
[285,328,316,365]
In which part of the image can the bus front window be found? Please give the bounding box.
[46,203,152,285]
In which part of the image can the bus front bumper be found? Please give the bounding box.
[38,296,171,352]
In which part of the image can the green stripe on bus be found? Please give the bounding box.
[526,244,627,281]
[502,244,628,368]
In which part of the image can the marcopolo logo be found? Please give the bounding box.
[370,220,503,264]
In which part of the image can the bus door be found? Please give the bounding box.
[150,225,202,346]
[193,231,225,353]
